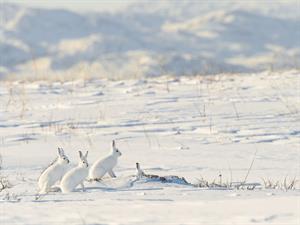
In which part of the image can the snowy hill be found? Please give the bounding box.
[0,1,299,79]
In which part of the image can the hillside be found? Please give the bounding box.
[0,1,299,79]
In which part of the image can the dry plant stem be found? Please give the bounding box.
[243,147,258,184]
[0,153,2,170]
[232,101,240,119]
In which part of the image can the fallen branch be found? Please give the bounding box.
[136,163,190,185]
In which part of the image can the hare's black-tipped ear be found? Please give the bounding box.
[58,148,62,156]
[79,151,83,158]
[85,151,89,158]
[112,140,116,148]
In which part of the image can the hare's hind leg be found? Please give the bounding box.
[39,183,50,195]
[108,170,116,178]
[80,182,85,192]
[93,178,103,182]
[35,187,50,200]
[90,167,106,181]
[50,186,61,192]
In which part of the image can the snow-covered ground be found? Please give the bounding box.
[1,0,300,79]
[0,70,299,224]
[1,1,299,224]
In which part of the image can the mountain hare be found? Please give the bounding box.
[38,148,70,194]
[61,151,89,193]
[89,140,122,181]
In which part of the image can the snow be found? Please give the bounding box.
[1,1,300,224]
[1,1,300,79]
[0,70,299,224]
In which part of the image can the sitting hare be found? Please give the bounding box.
[38,147,70,194]
[61,151,89,193]
[89,140,122,181]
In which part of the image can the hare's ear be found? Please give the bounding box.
[84,151,89,158]
[79,151,83,159]
[58,148,63,156]
[112,140,116,148]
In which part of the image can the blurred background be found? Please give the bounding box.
[1,0,299,80]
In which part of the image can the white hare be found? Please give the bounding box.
[89,140,122,181]
[38,147,70,194]
[61,151,89,193]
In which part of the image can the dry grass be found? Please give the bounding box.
[193,174,299,191]
[0,176,13,192]
[194,174,261,190]
[262,177,299,190]
[0,154,13,192]
[2,192,21,202]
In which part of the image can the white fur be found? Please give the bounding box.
[89,140,122,180]
[38,148,69,194]
[61,151,89,193]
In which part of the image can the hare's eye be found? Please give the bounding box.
[116,150,119,152]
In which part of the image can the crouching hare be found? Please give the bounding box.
[89,140,122,181]
[61,151,89,193]
[38,148,70,194]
